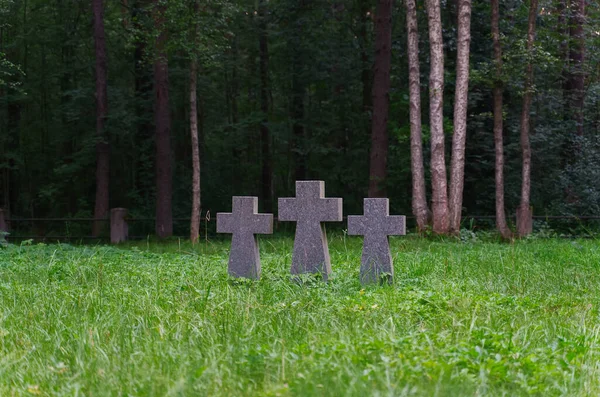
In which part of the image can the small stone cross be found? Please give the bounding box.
[278,181,343,281]
[217,197,273,279]
[348,198,405,284]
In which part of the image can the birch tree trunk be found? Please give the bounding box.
[516,0,538,237]
[491,0,511,239]
[426,0,449,234]
[448,0,472,234]
[406,0,428,231]
[93,0,110,237]
[189,0,201,243]
[368,0,393,198]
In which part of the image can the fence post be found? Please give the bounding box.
[111,208,128,244]
[0,209,7,233]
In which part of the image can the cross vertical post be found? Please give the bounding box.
[348,198,405,284]
[217,197,273,279]
[278,181,343,281]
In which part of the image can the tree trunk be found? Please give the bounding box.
[426,0,449,234]
[0,21,11,221]
[92,0,110,237]
[288,1,306,181]
[557,0,568,105]
[516,0,538,237]
[448,0,472,234]
[154,1,172,238]
[226,40,243,193]
[189,1,201,244]
[406,0,428,232]
[368,0,393,198]
[133,0,153,205]
[230,40,239,125]
[120,0,130,28]
[567,0,585,138]
[259,0,272,212]
[1,169,8,220]
[360,0,372,112]
[190,60,201,243]
[491,0,511,240]
[292,68,306,181]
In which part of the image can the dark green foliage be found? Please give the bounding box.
[0,0,599,236]
[0,230,8,247]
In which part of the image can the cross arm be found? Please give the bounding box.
[251,213,274,234]
[347,215,367,236]
[217,212,235,234]
[318,198,343,222]
[277,198,298,221]
[385,215,406,236]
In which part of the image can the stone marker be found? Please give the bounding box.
[110,208,129,244]
[217,197,273,279]
[348,198,405,284]
[278,181,343,281]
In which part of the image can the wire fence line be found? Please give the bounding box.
[2,212,600,241]
[5,215,600,222]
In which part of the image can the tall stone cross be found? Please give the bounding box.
[217,197,273,280]
[348,198,405,284]
[278,181,343,281]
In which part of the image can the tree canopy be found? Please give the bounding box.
[0,0,599,237]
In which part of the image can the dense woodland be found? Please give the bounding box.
[0,0,599,239]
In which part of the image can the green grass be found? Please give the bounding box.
[1,235,600,396]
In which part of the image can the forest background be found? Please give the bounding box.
[0,0,599,240]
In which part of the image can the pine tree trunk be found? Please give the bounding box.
[1,169,8,220]
[133,0,153,204]
[406,0,428,232]
[92,0,110,237]
[258,0,272,212]
[190,61,201,243]
[368,0,393,198]
[360,0,372,112]
[448,0,472,234]
[516,0,538,237]
[227,41,243,193]
[426,0,449,234]
[292,68,306,181]
[567,0,585,138]
[491,0,511,239]
[0,28,6,218]
[557,0,568,104]
[290,1,306,181]
[154,1,172,238]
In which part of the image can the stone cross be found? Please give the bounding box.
[348,198,405,284]
[217,197,273,280]
[278,181,342,281]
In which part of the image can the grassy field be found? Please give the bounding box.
[1,235,600,396]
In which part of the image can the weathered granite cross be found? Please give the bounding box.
[217,196,273,280]
[278,181,343,281]
[348,198,405,284]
